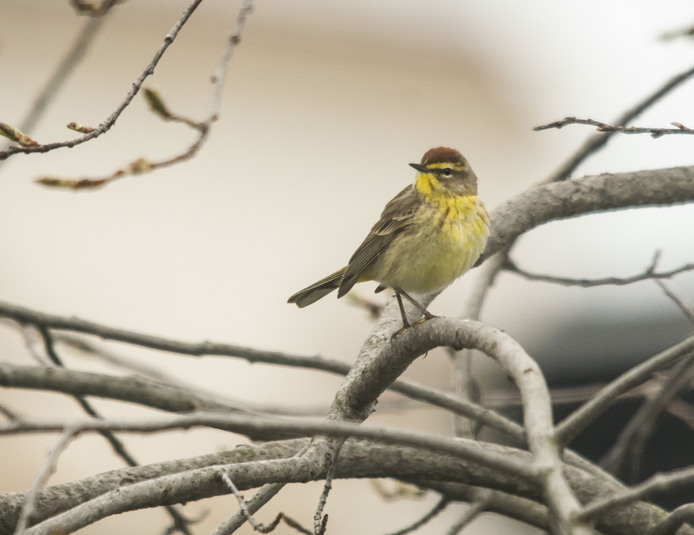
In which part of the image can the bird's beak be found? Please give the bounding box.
[409,163,427,172]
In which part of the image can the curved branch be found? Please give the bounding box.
[0,438,683,535]
[329,319,587,533]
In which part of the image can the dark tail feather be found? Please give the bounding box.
[287,267,347,308]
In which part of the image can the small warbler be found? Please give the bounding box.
[288,147,490,330]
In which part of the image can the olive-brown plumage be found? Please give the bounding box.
[288,147,489,329]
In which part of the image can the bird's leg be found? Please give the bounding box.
[391,290,437,339]
[399,289,437,322]
[395,292,411,328]
[390,292,412,339]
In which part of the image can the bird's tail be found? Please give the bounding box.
[287,267,347,308]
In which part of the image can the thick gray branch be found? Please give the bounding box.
[482,165,694,262]
[0,438,683,535]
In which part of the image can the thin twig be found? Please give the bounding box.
[655,279,694,324]
[539,63,694,182]
[534,117,694,138]
[212,483,285,535]
[220,472,283,533]
[35,0,256,190]
[505,254,694,288]
[0,0,205,161]
[212,442,313,535]
[313,441,343,535]
[12,429,77,535]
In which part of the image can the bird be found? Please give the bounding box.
[288,146,490,332]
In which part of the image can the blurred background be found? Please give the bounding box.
[1,1,693,533]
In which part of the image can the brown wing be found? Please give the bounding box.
[337,185,420,297]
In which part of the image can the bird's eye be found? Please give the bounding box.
[442,167,452,176]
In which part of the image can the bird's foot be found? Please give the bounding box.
[390,312,438,340]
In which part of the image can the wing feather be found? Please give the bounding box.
[338,185,419,296]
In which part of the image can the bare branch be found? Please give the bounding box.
[1,435,678,535]
[212,483,286,535]
[0,436,693,535]
[0,0,204,161]
[0,304,523,439]
[34,0,255,190]
[555,335,694,447]
[505,255,694,288]
[7,410,540,535]
[0,363,239,415]
[313,442,342,535]
[328,319,587,534]
[539,63,694,182]
[655,280,694,324]
[578,466,694,522]
[0,439,308,533]
[535,117,694,138]
[481,164,694,264]
[220,472,283,533]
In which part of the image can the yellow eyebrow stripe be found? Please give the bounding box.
[426,162,465,171]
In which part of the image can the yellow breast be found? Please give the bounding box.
[372,193,490,294]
